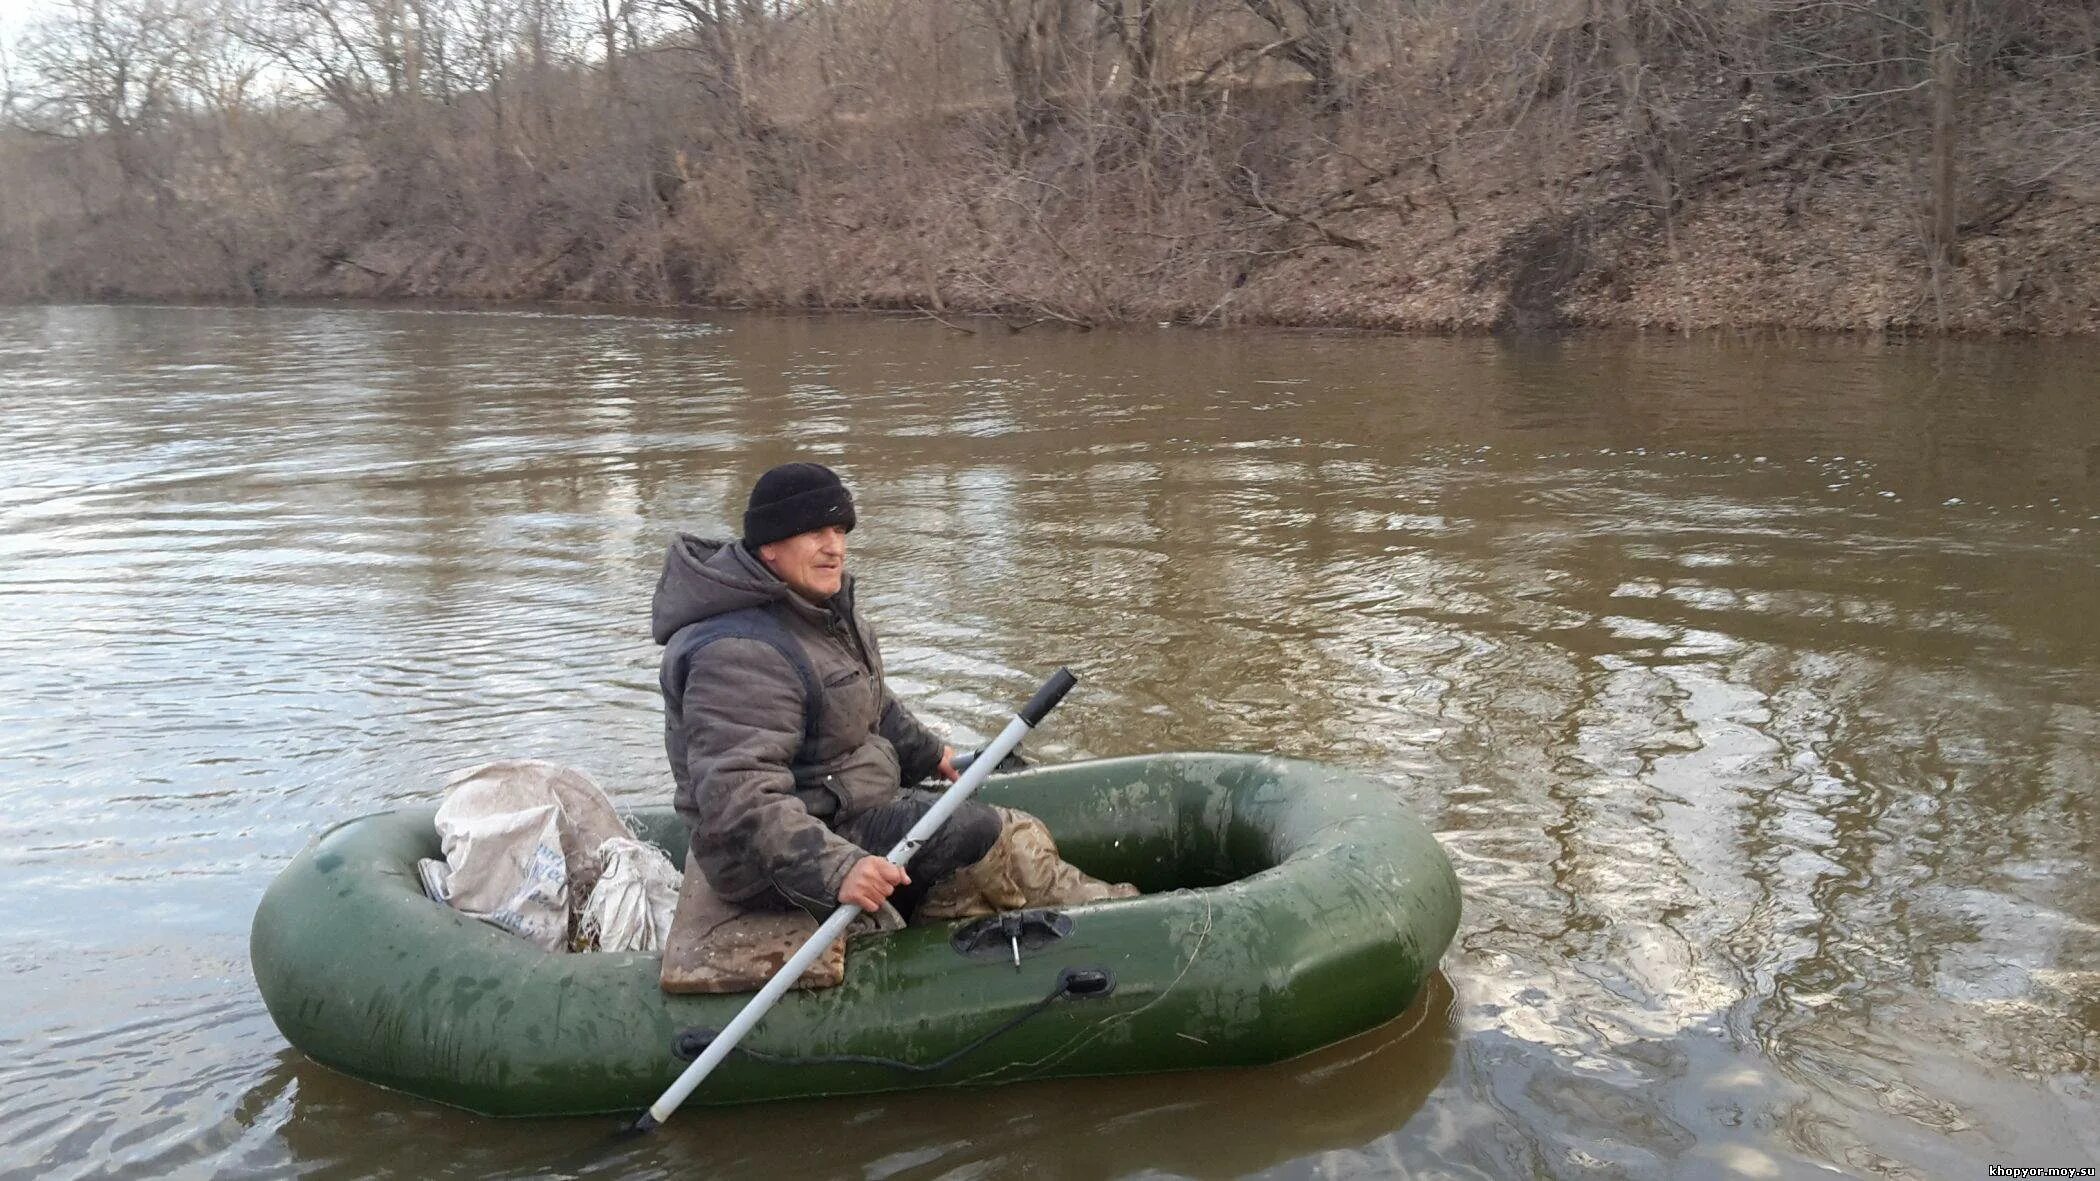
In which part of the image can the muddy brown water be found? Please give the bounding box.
[3,304,2097,1179]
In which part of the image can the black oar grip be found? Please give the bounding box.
[1018,667,1078,728]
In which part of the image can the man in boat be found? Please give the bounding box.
[653,462,1130,922]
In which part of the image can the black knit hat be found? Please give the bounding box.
[742,462,857,549]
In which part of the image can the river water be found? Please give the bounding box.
[2,304,2097,1179]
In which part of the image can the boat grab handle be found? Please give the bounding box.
[950,909,1073,961]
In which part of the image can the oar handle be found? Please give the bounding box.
[635,665,1080,1131]
[1019,667,1078,728]
[951,671,1070,776]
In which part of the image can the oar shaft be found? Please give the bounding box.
[639,668,1076,1129]
[880,714,1026,869]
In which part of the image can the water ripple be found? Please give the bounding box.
[0,305,2095,1178]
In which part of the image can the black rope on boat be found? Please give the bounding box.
[672,967,1116,1074]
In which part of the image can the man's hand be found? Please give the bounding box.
[935,746,961,783]
[838,855,910,911]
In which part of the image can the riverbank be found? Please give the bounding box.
[13,112,2097,338]
[5,10,2095,337]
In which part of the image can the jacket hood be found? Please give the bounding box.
[650,534,790,644]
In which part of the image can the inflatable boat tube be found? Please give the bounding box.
[250,753,1461,1116]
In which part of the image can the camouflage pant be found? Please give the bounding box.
[916,805,1139,921]
[661,798,1138,995]
[835,794,1137,921]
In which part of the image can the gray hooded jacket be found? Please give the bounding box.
[651,535,947,911]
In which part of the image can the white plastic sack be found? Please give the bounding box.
[432,760,634,952]
[436,802,570,950]
[579,837,683,953]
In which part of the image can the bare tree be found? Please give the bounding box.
[1240,0,1352,113]
[1926,0,1962,267]
[975,0,1086,141]
[1096,0,1159,101]
[11,0,206,208]
[653,0,764,118]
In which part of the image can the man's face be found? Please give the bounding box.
[758,525,848,600]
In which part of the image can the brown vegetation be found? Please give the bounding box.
[2,0,2096,334]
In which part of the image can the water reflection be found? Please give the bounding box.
[222,978,1455,1180]
[1,305,2096,1178]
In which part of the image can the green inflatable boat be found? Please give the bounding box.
[251,753,1460,1116]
